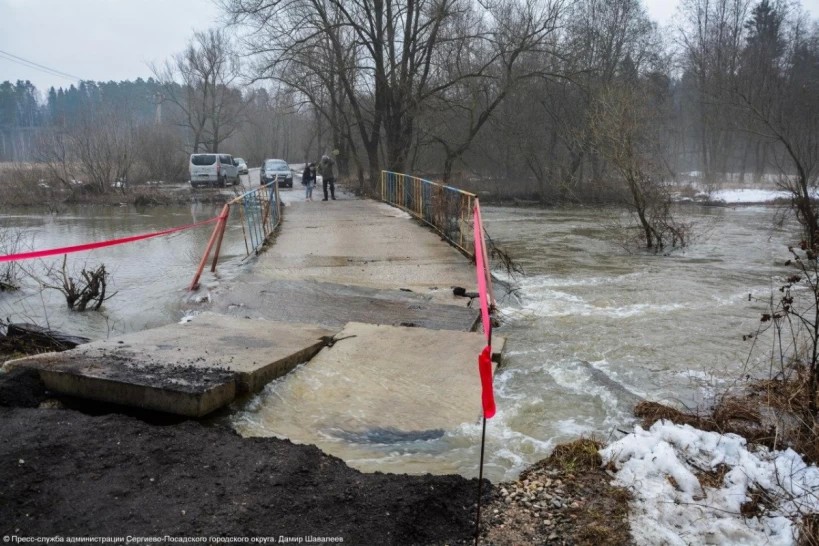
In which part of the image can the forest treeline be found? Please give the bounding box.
[0,0,817,206]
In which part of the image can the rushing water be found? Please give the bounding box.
[464,205,793,479]
[233,204,796,481]
[1,200,796,481]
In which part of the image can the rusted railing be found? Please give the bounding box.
[380,171,476,258]
[189,180,281,290]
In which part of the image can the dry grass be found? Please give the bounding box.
[740,487,778,518]
[744,372,819,465]
[798,514,819,546]
[545,437,604,471]
[635,400,699,425]
[0,162,212,208]
[695,463,731,489]
[519,437,604,479]
[635,397,777,448]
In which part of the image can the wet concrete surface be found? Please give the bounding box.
[216,277,479,331]
[234,322,504,445]
[8,186,487,421]
[230,181,478,306]
[214,187,480,328]
[8,313,333,416]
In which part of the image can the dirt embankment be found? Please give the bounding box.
[0,369,481,544]
[0,367,633,545]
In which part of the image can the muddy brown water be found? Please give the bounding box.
[0,200,795,481]
[0,202,248,337]
[233,204,796,481]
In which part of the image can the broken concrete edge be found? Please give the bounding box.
[37,367,237,418]
[3,328,334,418]
[237,338,327,393]
[5,352,320,419]
[3,320,505,419]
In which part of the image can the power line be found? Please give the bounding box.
[0,48,82,80]
[0,48,82,83]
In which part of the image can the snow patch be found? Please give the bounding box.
[601,421,819,545]
[709,189,792,203]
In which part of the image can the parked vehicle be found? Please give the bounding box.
[234,157,249,175]
[189,153,240,188]
[260,159,293,188]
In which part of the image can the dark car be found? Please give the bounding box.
[260,159,292,188]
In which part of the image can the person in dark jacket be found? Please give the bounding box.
[302,163,316,201]
[317,154,336,201]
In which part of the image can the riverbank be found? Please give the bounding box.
[0,367,630,545]
[0,165,241,209]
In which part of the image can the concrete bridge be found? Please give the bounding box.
[10,184,503,436]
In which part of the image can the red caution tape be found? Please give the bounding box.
[479,345,496,419]
[0,215,221,263]
[473,201,491,341]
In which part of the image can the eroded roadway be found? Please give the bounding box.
[11,176,500,433]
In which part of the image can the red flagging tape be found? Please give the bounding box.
[0,215,221,263]
[473,200,491,341]
[479,345,496,419]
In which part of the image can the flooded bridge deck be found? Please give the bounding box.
[10,190,501,425]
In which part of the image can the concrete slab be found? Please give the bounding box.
[8,313,334,417]
[233,322,505,446]
[215,278,480,331]
[238,198,478,306]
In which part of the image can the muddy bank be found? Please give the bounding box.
[0,369,636,545]
[1,406,481,543]
[0,368,481,543]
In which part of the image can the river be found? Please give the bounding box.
[0,199,795,481]
[0,201,249,337]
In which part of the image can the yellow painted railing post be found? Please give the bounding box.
[378,170,477,259]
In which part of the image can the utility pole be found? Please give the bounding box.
[154,92,164,124]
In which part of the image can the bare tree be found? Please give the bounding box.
[69,107,135,194]
[225,0,533,190]
[423,0,566,183]
[677,0,753,184]
[588,82,689,250]
[35,105,135,194]
[153,29,245,153]
[43,256,116,312]
[229,87,319,167]
[35,128,77,190]
[134,123,188,182]
[225,0,367,185]
[0,228,28,291]
[734,3,819,245]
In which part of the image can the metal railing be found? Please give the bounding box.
[380,171,476,258]
[234,181,281,256]
[189,180,281,289]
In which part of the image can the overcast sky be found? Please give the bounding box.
[1,0,818,95]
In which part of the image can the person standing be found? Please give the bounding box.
[318,153,336,201]
[302,162,316,201]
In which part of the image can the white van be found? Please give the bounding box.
[189,153,240,188]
